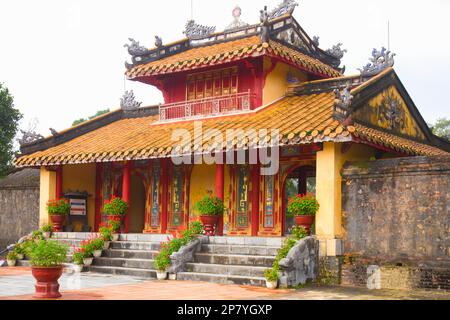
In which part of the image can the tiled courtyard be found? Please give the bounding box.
[0,267,448,300]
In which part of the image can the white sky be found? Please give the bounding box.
[1,0,449,137]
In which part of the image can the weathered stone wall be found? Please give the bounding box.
[0,169,40,251]
[341,156,450,290]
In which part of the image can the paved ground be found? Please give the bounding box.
[0,267,449,300]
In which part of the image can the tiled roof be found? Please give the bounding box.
[15,89,447,168]
[126,36,342,79]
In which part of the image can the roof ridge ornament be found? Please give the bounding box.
[268,0,299,20]
[184,20,216,40]
[120,90,142,111]
[18,130,44,146]
[124,38,151,69]
[333,85,354,121]
[225,6,249,32]
[260,6,270,42]
[359,47,396,77]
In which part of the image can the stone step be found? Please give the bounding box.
[103,249,158,260]
[186,262,267,278]
[194,253,275,267]
[207,236,284,247]
[86,265,157,278]
[52,233,171,243]
[201,244,279,256]
[177,272,266,287]
[93,257,154,269]
[110,241,161,251]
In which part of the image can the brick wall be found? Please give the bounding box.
[340,156,450,290]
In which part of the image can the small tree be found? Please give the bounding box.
[72,109,110,127]
[0,83,22,177]
[429,118,450,139]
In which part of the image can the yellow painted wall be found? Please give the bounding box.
[315,142,375,243]
[189,164,216,218]
[62,164,96,231]
[262,57,308,105]
[39,167,56,227]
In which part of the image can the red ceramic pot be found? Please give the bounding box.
[31,266,64,299]
[200,215,219,236]
[295,215,315,235]
[49,215,66,232]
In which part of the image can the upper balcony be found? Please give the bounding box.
[159,91,254,122]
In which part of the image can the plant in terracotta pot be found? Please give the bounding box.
[264,268,279,290]
[102,196,128,233]
[41,224,53,240]
[13,243,25,260]
[28,240,67,298]
[47,199,71,232]
[99,224,113,249]
[287,193,319,235]
[6,251,17,267]
[194,193,224,236]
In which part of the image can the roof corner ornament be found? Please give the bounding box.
[326,43,347,69]
[154,36,163,48]
[124,38,150,69]
[268,0,299,20]
[120,90,142,111]
[17,130,44,146]
[333,85,354,120]
[260,6,270,43]
[225,6,249,32]
[358,47,395,77]
[184,20,216,40]
[312,36,320,47]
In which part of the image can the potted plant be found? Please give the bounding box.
[264,268,279,290]
[154,248,170,280]
[46,199,71,232]
[109,220,121,241]
[14,244,25,260]
[287,193,319,235]
[99,224,113,249]
[72,247,85,273]
[194,194,224,236]
[42,224,53,240]
[80,239,94,266]
[6,251,17,267]
[91,237,104,258]
[103,196,128,232]
[28,240,67,298]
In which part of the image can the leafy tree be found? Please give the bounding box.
[72,109,110,127]
[0,83,22,177]
[429,118,450,139]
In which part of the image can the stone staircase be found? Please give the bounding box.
[178,236,282,287]
[17,233,283,287]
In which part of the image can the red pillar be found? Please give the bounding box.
[94,163,103,231]
[251,163,260,237]
[215,162,225,236]
[56,166,63,200]
[161,159,169,234]
[122,161,131,233]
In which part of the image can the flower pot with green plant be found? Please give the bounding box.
[80,239,95,266]
[47,199,71,232]
[71,247,85,273]
[154,248,170,280]
[6,251,17,267]
[41,224,53,240]
[91,237,104,258]
[29,240,67,298]
[14,244,25,260]
[264,268,279,289]
[103,196,128,233]
[287,193,319,235]
[194,193,224,236]
[99,224,113,249]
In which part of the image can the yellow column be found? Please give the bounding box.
[39,167,56,227]
[315,142,343,256]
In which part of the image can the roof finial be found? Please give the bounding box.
[358,47,395,77]
[120,90,142,111]
[333,85,353,121]
[225,5,249,31]
[268,0,299,20]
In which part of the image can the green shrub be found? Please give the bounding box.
[41,224,53,233]
[91,237,104,251]
[103,196,128,216]
[194,195,224,216]
[99,225,113,241]
[14,243,25,255]
[28,240,67,267]
[264,268,279,281]
[7,251,17,260]
[287,194,319,216]
[47,199,71,216]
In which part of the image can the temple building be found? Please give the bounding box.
[15,1,449,260]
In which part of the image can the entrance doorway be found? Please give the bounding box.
[283,166,316,234]
[128,175,146,233]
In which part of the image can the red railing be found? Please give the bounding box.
[159,91,253,121]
